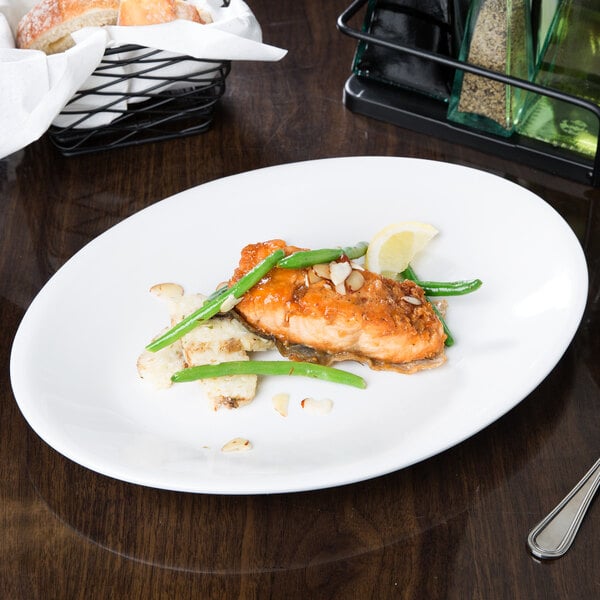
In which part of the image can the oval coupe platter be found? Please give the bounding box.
[10,157,588,494]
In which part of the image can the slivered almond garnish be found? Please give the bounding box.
[307,269,323,284]
[346,270,365,292]
[334,282,347,295]
[329,261,352,286]
[309,260,365,294]
[433,299,447,317]
[219,293,241,313]
[301,397,334,415]
[312,263,331,279]
[402,296,422,306]
[149,282,185,300]
[221,437,252,453]
[272,393,290,417]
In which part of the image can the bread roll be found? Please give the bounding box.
[17,0,212,54]
[176,1,212,24]
[117,0,175,26]
[175,0,199,23]
[17,0,119,54]
[118,0,211,26]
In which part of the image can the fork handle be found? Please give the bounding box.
[527,457,600,559]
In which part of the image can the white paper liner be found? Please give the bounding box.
[0,0,286,158]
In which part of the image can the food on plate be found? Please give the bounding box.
[404,275,483,297]
[140,229,482,406]
[276,241,368,270]
[221,437,252,453]
[271,393,289,417]
[301,397,334,415]
[229,240,447,374]
[146,249,286,353]
[365,221,439,279]
[399,264,481,347]
[16,0,211,54]
[137,283,274,410]
[170,360,367,388]
[400,265,454,345]
[365,221,480,347]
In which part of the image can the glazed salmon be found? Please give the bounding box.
[229,240,447,373]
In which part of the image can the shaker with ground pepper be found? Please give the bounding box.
[447,0,534,137]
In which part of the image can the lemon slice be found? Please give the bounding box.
[365,221,439,278]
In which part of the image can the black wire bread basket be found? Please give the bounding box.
[49,44,231,156]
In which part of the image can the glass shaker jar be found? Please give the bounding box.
[447,0,534,137]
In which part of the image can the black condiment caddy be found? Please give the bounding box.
[337,0,600,187]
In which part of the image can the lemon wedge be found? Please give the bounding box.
[365,221,439,278]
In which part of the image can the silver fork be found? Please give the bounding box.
[527,457,600,559]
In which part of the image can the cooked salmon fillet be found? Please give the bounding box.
[229,240,447,373]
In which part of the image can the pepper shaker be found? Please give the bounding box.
[447,0,534,136]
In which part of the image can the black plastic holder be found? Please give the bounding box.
[337,0,600,187]
[49,45,231,156]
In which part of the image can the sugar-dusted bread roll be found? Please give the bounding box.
[176,1,212,24]
[117,0,175,25]
[118,0,211,26]
[175,0,199,22]
[17,0,119,54]
[17,0,212,54]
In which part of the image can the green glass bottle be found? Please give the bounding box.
[517,0,600,158]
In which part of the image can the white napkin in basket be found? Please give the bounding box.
[0,0,286,159]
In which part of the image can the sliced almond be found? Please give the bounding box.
[307,269,323,285]
[219,293,241,313]
[329,261,352,286]
[346,269,365,292]
[402,296,422,306]
[300,397,334,415]
[433,299,447,317]
[313,263,331,279]
[149,282,184,300]
[272,393,290,417]
[221,437,252,453]
[334,282,347,295]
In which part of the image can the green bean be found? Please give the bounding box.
[401,265,455,347]
[277,241,368,269]
[429,302,455,347]
[171,360,367,389]
[205,284,231,302]
[411,278,482,296]
[146,249,285,352]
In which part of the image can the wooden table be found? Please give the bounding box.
[2,1,599,598]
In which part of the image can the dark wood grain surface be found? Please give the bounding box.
[2,1,599,598]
